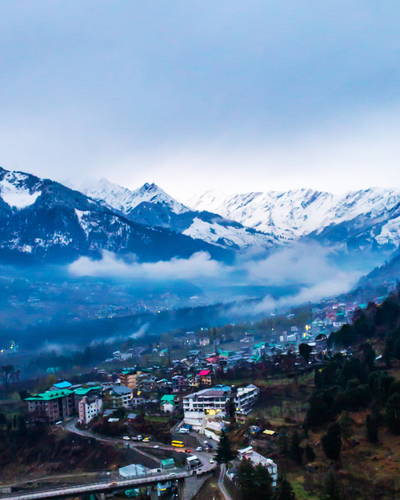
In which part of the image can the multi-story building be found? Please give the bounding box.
[104,385,132,409]
[183,385,231,429]
[26,389,75,424]
[78,395,103,425]
[183,384,259,430]
[120,370,138,390]
[235,384,260,415]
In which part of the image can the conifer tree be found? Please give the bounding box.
[274,476,296,500]
[322,422,342,460]
[215,429,237,464]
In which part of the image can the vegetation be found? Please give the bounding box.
[215,429,237,464]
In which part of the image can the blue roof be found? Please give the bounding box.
[53,381,72,389]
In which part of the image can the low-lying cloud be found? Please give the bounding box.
[69,243,363,315]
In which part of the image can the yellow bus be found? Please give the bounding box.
[171,440,184,448]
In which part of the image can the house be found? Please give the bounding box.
[237,446,278,487]
[160,394,176,413]
[104,385,132,409]
[26,389,75,424]
[198,337,210,346]
[131,396,146,408]
[198,369,214,386]
[78,395,103,425]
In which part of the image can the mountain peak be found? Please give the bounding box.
[80,177,189,215]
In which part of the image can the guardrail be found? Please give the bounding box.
[0,469,193,500]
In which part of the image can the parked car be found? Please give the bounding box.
[143,437,151,442]
[209,458,215,464]
[122,436,130,441]
[195,446,202,452]
[136,435,143,441]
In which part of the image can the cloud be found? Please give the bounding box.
[68,243,364,317]
[69,250,225,282]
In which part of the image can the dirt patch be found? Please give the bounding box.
[193,475,225,500]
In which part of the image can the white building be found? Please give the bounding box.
[78,395,103,425]
[237,446,278,487]
[235,384,260,415]
[183,384,259,430]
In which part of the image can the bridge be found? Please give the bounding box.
[0,468,212,500]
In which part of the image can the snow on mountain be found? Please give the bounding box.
[185,188,400,245]
[81,178,190,216]
[0,170,42,209]
[182,217,276,249]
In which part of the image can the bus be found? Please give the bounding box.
[171,440,184,448]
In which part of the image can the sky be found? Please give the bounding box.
[1,1,400,199]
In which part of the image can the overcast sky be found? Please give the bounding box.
[1,1,400,199]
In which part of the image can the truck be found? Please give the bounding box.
[187,455,202,469]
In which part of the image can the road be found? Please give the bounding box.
[218,464,233,500]
[64,418,215,472]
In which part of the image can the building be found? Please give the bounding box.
[160,394,176,413]
[183,385,231,430]
[74,386,102,409]
[183,384,259,430]
[120,370,138,390]
[50,381,72,391]
[78,395,103,425]
[104,385,132,409]
[237,446,278,487]
[131,396,146,408]
[198,369,214,386]
[235,384,260,415]
[26,389,75,424]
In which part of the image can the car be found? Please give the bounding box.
[209,458,215,464]
[136,435,143,441]
[169,472,176,477]
[195,446,202,452]
[153,445,160,449]
[122,436,130,441]
[143,437,151,442]
[185,449,191,453]
[109,482,118,487]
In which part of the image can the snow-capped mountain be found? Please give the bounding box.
[0,167,233,263]
[81,178,277,250]
[80,178,189,216]
[186,188,400,251]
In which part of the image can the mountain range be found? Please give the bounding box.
[1,166,400,271]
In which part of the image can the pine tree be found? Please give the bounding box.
[289,431,303,464]
[237,457,256,500]
[386,393,400,434]
[254,463,273,500]
[322,422,342,461]
[304,444,315,463]
[366,413,379,443]
[324,472,342,500]
[274,476,296,500]
[215,429,237,464]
